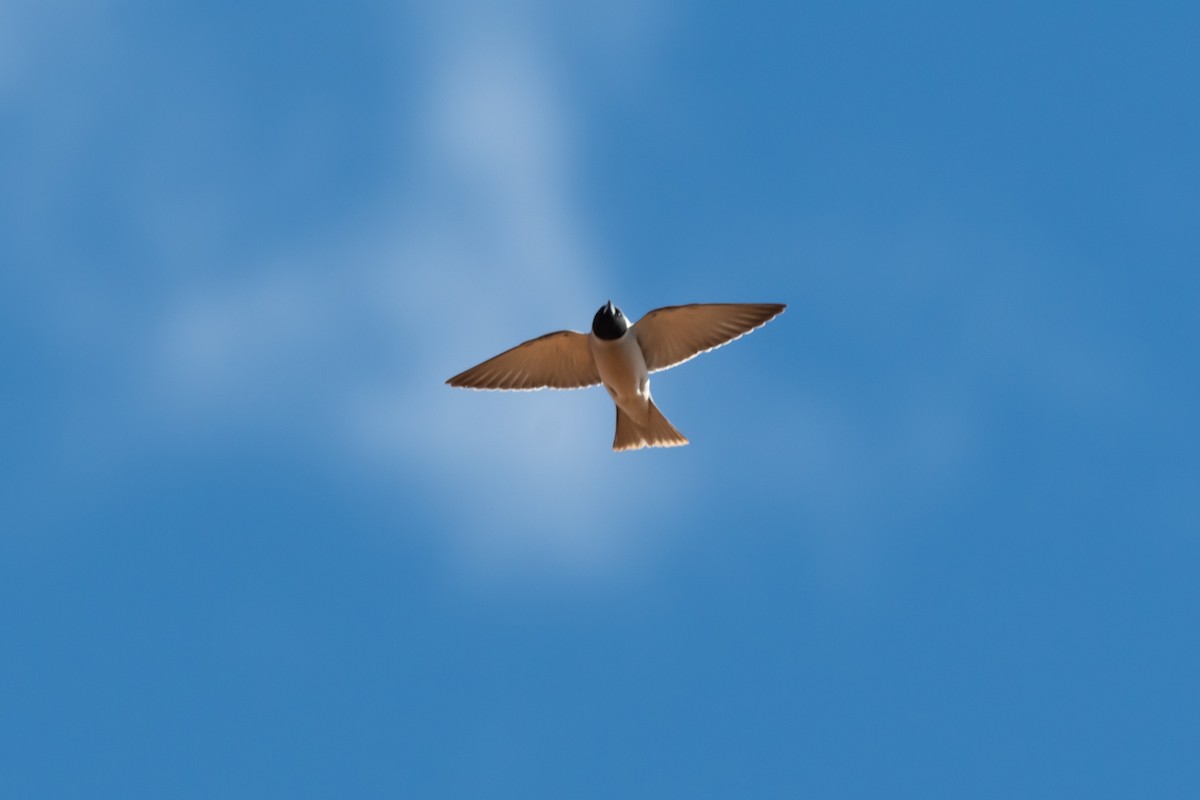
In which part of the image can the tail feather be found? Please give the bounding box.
[613,400,689,452]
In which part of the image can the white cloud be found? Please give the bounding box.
[144,2,683,575]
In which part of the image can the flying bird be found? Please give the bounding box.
[446,301,786,451]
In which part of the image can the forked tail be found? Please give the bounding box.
[613,399,689,452]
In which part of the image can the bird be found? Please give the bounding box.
[446,301,786,451]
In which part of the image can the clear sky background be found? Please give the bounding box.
[3,1,1198,796]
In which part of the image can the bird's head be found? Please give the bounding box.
[592,300,629,340]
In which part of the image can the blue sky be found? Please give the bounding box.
[3,1,1198,796]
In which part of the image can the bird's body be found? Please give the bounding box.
[447,301,785,451]
[590,329,649,424]
[588,326,686,450]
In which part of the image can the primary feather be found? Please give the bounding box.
[634,303,786,372]
[445,330,600,391]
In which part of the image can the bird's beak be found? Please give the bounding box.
[605,300,614,314]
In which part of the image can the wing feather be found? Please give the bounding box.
[446,330,600,391]
[634,303,786,373]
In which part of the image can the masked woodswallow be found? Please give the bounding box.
[447,301,786,451]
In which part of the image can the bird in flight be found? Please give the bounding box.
[447,301,786,451]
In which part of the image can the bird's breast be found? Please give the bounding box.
[590,333,649,404]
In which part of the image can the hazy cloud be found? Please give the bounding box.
[142,2,682,573]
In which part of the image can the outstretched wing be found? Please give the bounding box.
[634,303,786,373]
[446,330,600,391]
